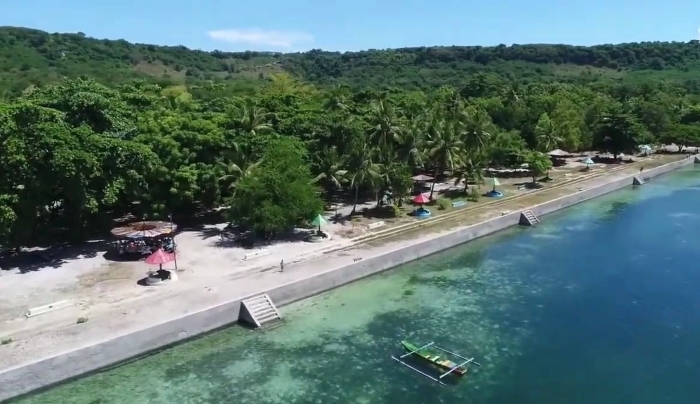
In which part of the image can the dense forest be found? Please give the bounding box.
[3,27,700,94]
[1,27,700,248]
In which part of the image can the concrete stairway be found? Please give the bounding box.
[519,210,540,226]
[633,176,645,185]
[240,294,282,328]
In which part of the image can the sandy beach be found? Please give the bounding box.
[0,154,682,376]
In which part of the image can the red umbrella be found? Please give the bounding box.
[145,249,175,270]
[412,193,431,204]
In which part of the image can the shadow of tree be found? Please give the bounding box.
[0,240,108,274]
[210,228,313,250]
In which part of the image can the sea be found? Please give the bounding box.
[12,167,700,404]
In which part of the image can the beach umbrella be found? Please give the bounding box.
[412,193,431,205]
[491,177,500,191]
[310,214,328,232]
[583,157,594,168]
[145,248,175,271]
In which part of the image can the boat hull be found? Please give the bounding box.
[401,341,467,376]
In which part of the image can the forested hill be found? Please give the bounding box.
[2,26,700,95]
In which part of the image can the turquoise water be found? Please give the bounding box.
[15,168,700,404]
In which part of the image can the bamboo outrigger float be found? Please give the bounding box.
[391,341,482,386]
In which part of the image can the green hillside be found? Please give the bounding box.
[2,26,700,95]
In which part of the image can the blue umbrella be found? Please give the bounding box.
[583,157,594,165]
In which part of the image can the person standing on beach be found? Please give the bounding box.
[280,259,284,272]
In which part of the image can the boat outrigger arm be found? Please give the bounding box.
[391,355,447,386]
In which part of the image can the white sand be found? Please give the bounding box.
[0,220,359,345]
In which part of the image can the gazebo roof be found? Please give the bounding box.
[548,149,571,157]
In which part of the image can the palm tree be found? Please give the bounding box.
[310,145,346,199]
[425,111,464,199]
[368,98,402,155]
[461,106,492,154]
[344,137,382,214]
[454,153,485,193]
[535,112,563,152]
[230,99,276,136]
[218,142,261,197]
[323,84,352,113]
[395,116,426,169]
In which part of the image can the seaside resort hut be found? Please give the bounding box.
[111,220,177,255]
[547,149,571,167]
[412,174,434,193]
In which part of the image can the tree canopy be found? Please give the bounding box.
[3,27,700,96]
[1,28,700,247]
[229,137,323,236]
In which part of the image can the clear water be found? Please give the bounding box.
[14,168,700,404]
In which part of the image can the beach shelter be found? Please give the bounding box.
[547,149,571,157]
[583,157,594,169]
[491,177,500,192]
[412,193,430,205]
[412,174,434,182]
[145,248,175,271]
[111,220,176,239]
[311,214,328,232]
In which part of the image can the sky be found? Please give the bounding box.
[3,0,700,53]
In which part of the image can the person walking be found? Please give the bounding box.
[280,259,284,272]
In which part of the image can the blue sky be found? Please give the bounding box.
[4,0,700,52]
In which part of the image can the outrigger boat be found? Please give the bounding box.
[391,341,482,386]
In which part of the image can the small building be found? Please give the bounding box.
[547,149,572,166]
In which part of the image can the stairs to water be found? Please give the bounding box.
[519,210,540,226]
[240,293,282,328]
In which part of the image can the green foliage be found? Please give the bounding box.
[384,163,413,206]
[2,29,700,247]
[467,187,481,202]
[593,112,650,157]
[437,198,451,210]
[525,152,554,184]
[228,138,324,236]
[4,27,700,96]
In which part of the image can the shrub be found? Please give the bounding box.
[437,198,451,210]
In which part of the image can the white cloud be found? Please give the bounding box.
[206,28,313,50]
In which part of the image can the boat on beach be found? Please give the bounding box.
[391,340,482,385]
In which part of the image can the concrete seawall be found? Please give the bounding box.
[0,157,694,402]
